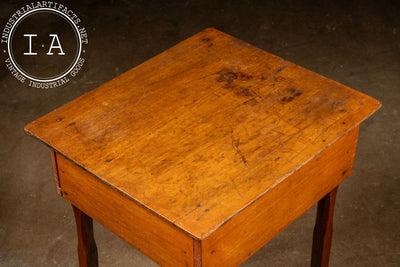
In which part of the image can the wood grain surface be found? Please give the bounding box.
[25,27,381,240]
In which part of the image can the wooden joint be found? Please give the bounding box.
[193,239,202,267]
[50,149,63,196]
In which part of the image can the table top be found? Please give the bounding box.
[25,28,380,239]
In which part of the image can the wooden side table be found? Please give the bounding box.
[25,28,381,267]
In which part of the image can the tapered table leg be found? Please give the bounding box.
[311,187,338,267]
[72,205,99,267]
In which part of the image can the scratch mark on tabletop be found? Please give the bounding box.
[230,131,249,168]
[230,177,243,199]
[272,63,290,77]
[134,88,151,107]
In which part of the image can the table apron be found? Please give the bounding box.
[201,126,359,267]
[54,152,196,267]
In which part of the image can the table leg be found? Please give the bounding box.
[72,205,99,267]
[311,187,338,267]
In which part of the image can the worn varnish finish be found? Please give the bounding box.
[25,28,381,266]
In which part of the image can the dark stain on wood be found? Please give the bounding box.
[281,96,294,103]
[280,88,303,103]
[235,86,253,97]
[216,69,253,84]
[216,69,256,98]
[243,98,259,106]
